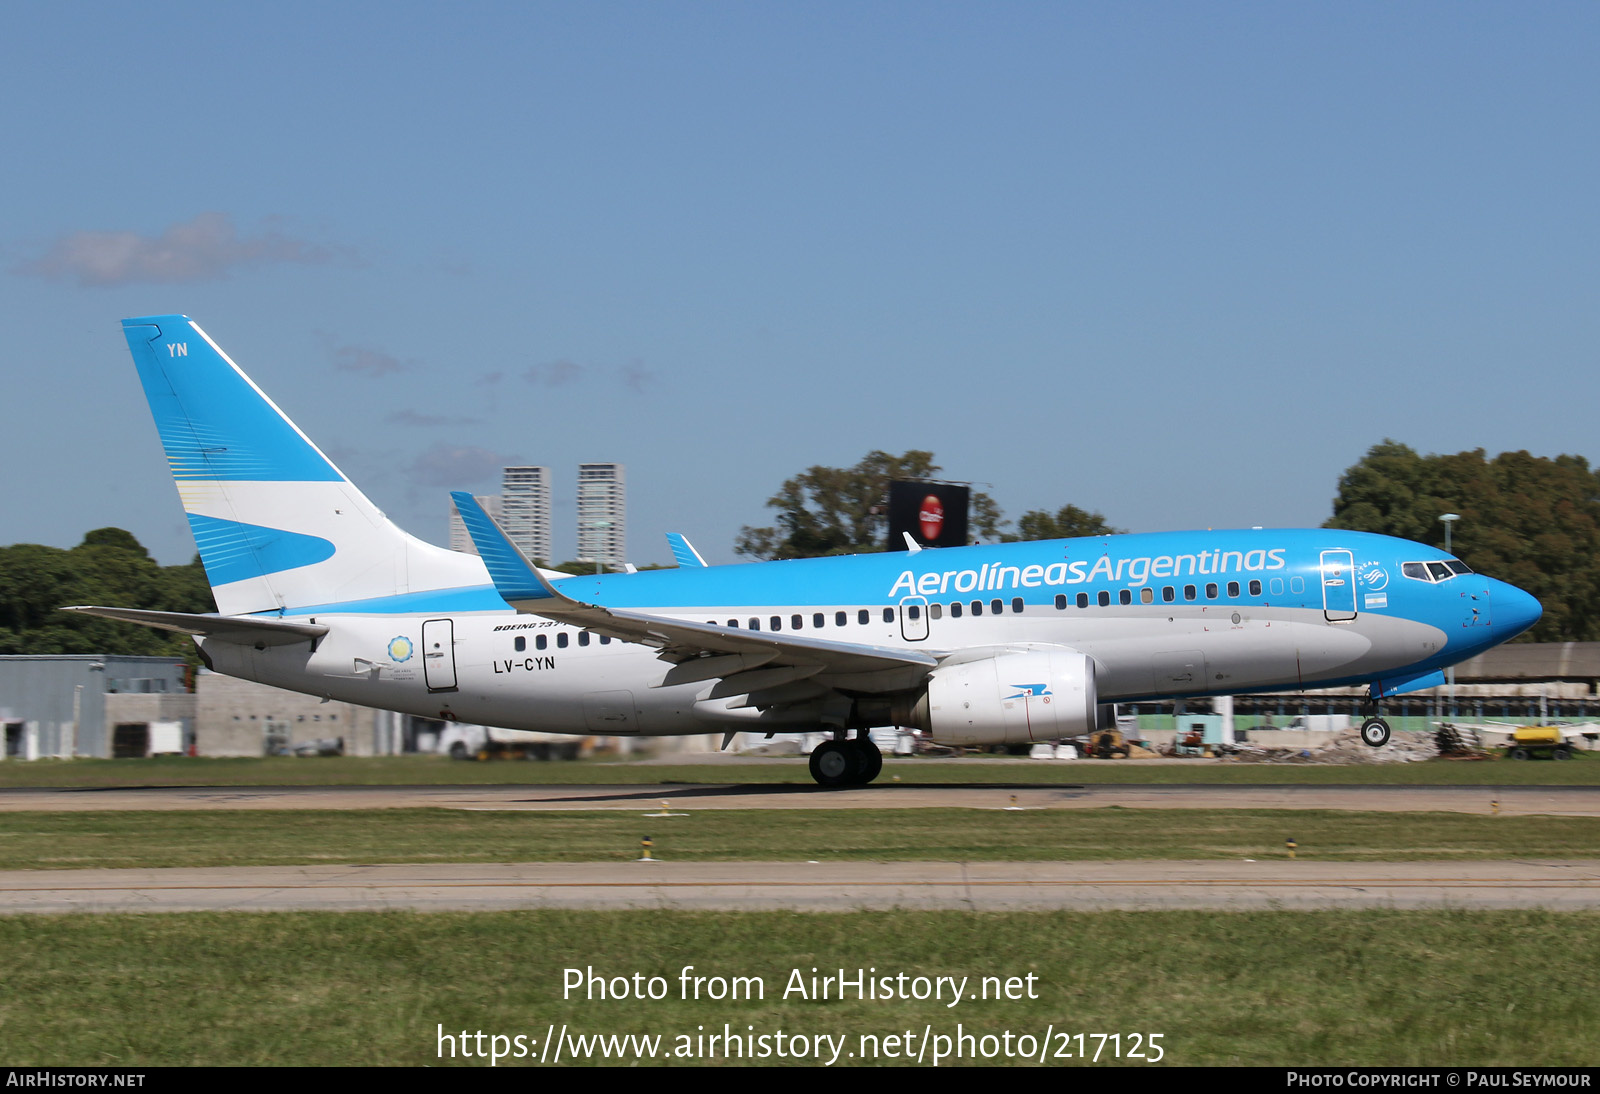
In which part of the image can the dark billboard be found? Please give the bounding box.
[887,481,970,550]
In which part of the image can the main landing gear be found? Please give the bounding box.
[1359,699,1392,748]
[808,733,882,788]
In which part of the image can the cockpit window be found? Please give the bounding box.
[1404,559,1474,582]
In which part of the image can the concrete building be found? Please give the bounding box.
[448,493,502,556]
[501,466,553,563]
[576,462,625,567]
[0,655,189,759]
[193,673,403,756]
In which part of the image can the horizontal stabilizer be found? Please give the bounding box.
[60,606,328,646]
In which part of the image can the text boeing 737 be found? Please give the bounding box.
[66,316,1543,786]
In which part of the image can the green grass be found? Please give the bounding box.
[2,908,1595,1066]
[3,807,1598,871]
[1,751,1598,788]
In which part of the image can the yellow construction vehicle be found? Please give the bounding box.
[1506,726,1575,761]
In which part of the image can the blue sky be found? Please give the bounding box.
[4,2,1596,566]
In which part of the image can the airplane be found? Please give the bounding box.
[66,315,1544,786]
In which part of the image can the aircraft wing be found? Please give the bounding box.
[60,606,329,646]
[451,492,937,688]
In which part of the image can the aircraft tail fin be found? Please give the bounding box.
[122,316,484,615]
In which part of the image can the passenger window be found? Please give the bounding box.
[1290,576,1305,594]
[883,607,894,623]
[600,635,610,645]
[578,632,590,646]
[1012,597,1024,613]
[858,610,869,625]
[929,603,942,620]
[1078,592,1090,608]
[792,614,803,630]
[514,636,526,652]
[1141,588,1154,604]
[1205,583,1218,599]
[971,601,983,616]
[950,602,963,618]
[536,634,547,650]
[1119,589,1131,606]
[1097,590,1110,607]
[1162,586,1175,603]
[990,599,1003,615]
[749,618,761,631]
[771,616,782,631]
[1228,581,1240,597]
[557,632,569,648]
[907,604,921,620]
[813,613,824,628]
[1184,585,1196,601]
[836,611,847,626]
[1249,580,1262,596]
[727,619,739,628]
[1055,594,1067,610]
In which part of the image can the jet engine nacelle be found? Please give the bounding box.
[900,648,1098,746]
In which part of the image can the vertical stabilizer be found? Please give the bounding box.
[122,316,484,615]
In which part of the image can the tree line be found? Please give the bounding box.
[0,529,214,660]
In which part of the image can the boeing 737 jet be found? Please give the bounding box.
[68,316,1543,785]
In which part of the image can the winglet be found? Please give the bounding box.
[902,532,923,554]
[665,532,708,568]
[450,491,560,604]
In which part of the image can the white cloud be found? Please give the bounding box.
[523,360,584,386]
[406,442,511,487]
[17,212,353,286]
[386,409,483,427]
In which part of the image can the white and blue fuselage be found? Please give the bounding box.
[70,316,1541,783]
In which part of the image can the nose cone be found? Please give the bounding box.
[1494,580,1543,640]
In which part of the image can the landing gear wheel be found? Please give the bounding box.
[1359,717,1392,748]
[853,736,883,785]
[1554,746,1574,761]
[809,740,862,787]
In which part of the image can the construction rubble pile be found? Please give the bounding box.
[1219,728,1443,764]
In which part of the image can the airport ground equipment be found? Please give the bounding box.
[1506,726,1574,761]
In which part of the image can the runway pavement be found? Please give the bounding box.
[1,781,1596,816]
[1,859,1596,913]
[4,780,1595,914]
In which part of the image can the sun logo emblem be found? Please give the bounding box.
[387,636,414,662]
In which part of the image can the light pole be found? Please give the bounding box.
[1440,512,1460,555]
[1440,513,1461,717]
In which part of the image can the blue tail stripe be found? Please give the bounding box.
[186,514,336,587]
[451,492,552,602]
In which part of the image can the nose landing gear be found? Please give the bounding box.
[1359,717,1392,748]
[1359,698,1391,748]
